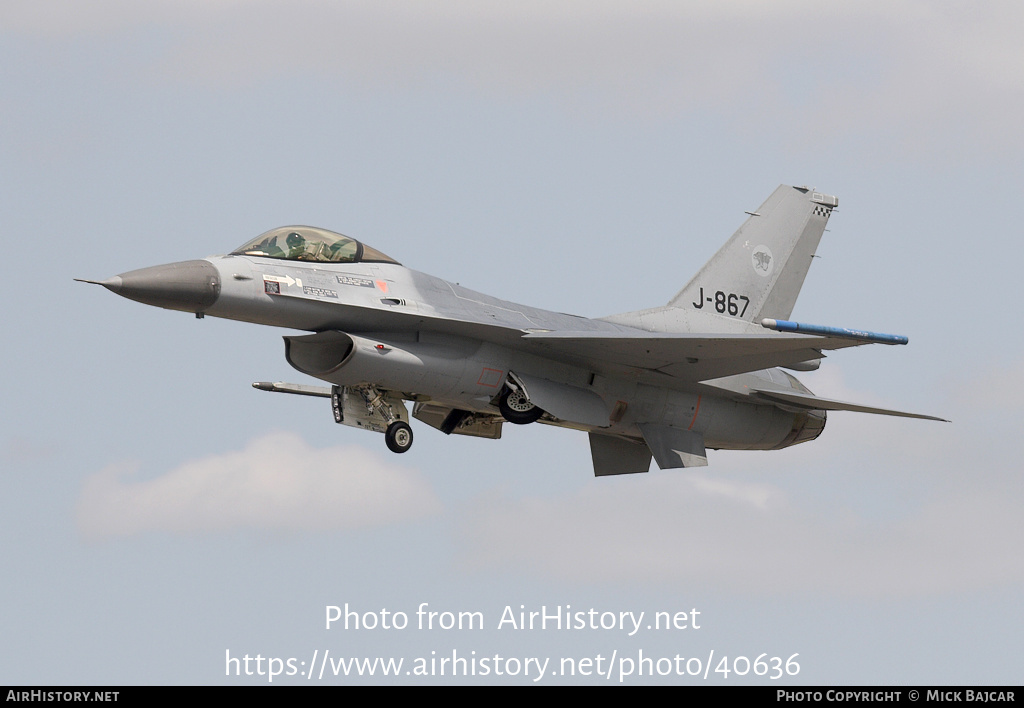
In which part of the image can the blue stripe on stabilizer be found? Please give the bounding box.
[763,319,908,345]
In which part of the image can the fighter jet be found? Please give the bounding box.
[79,185,945,475]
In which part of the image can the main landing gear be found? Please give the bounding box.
[498,386,544,425]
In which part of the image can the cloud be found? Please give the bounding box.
[77,431,440,537]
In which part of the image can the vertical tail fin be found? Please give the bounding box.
[669,185,837,321]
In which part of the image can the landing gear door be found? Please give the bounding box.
[331,385,409,433]
[412,402,504,439]
[512,372,610,428]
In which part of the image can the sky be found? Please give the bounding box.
[2,0,1022,686]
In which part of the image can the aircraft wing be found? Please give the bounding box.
[520,330,872,382]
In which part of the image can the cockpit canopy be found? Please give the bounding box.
[231,226,400,265]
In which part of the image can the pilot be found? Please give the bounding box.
[285,231,306,259]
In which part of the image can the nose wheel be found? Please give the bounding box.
[385,421,414,453]
[336,385,415,454]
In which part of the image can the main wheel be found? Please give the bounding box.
[498,387,544,425]
[385,421,413,453]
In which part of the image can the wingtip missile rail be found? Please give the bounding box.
[760,318,909,346]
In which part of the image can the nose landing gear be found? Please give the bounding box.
[332,384,415,453]
[385,420,414,453]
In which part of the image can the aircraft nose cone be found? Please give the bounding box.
[91,260,221,313]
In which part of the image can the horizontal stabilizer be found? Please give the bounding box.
[751,388,949,422]
[761,318,908,345]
